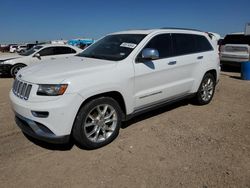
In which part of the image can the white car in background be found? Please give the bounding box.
[0,44,82,77]
[9,45,18,53]
[16,45,28,53]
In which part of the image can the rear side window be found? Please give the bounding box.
[55,47,76,54]
[141,34,172,59]
[222,34,250,45]
[172,34,213,56]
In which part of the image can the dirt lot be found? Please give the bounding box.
[0,67,250,187]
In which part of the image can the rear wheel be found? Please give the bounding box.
[194,73,216,105]
[73,97,122,149]
[10,64,26,78]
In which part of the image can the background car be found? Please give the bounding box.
[0,44,82,77]
[220,32,250,67]
[9,45,18,53]
[16,45,28,53]
[0,44,17,53]
[26,43,37,50]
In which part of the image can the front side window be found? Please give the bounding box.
[20,45,43,56]
[138,34,172,59]
[38,47,55,56]
[77,34,146,61]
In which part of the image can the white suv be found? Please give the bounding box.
[9,45,18,53]
[16,45,27,53]
[10,29,220,149]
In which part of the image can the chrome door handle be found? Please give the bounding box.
[197,56,203,59]
[168,61,176,65]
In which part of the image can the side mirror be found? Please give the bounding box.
[34,53,41,59]
[141,48,159,61]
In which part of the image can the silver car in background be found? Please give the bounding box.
[220,32,250,66]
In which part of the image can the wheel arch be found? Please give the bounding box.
[205,69,217,81]
[77,91,127,121]
[11,63,27,69]
[10,63,27,76]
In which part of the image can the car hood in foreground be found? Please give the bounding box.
[0,54,22,62]
[18,56,117,84]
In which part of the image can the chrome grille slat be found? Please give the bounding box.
[20,83,27,99]
[17,82,23,96]
[12,79,32,100]
[15,81,21,95]
[24,85,32,100]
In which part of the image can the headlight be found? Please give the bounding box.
[37,84,68,96]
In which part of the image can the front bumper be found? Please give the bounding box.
[10,90,84,141]
[15,113,70,144]
[0,64,12,76]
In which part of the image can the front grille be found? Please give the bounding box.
[12,79,32,100]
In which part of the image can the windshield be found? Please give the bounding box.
[222,34,250,45]
[77,34,146,61]
[20,45,43,56]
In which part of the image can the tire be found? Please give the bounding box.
[194,73,216,105]
[73,97,122,149]
[10,64,26,78]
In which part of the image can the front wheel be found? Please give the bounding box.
[194,73,216,105]
[10,64,26,78]
[73,97,122,149]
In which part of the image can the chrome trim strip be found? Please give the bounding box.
[139,91,163,99]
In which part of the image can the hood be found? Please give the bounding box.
[18,56,117,84]
[0,54,22,62]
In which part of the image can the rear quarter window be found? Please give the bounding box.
[195,35,214,52]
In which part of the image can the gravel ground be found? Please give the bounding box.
[0,67,250,187]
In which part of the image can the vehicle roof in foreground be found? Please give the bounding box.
[111,28,206,35]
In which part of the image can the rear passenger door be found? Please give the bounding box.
[169,33,203,94]
[171,33,214,91]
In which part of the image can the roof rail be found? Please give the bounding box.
[160,27,202,32]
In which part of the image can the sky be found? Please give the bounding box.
[0,0,249,43]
